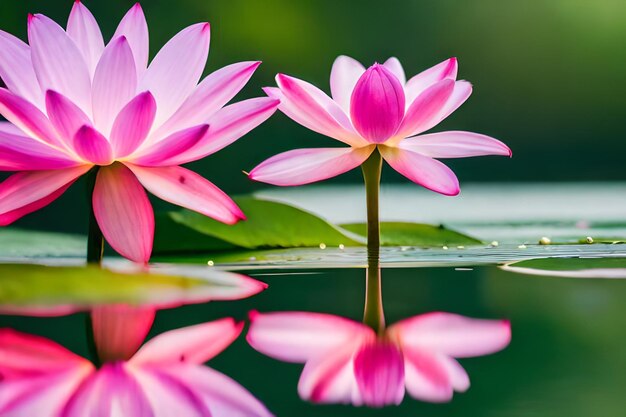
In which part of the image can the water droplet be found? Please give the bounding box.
[490,241,499,247]
[518,244,527,249]
[339,244,345,250]
[585,236,594,244]
[539,237,551,245]
[207,260,214,266]
[319,243,327,249]
[442,246,449,250]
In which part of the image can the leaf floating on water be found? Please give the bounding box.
[0,229,86,259]
[0,262,266,316]
[340,222,482,246]
[501,257,626,278]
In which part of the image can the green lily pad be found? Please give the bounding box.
[0,262,266,316]
[501,257,626,278]
[340,222,482,246]
[154,197,365,253]
[0,229,86,258]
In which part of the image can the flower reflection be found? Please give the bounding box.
[247,310,510,407]
[0,315,272,417]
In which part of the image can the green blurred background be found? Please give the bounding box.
[1,0,625,232]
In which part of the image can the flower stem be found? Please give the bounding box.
[361,148,385,332]
[85,167,104,265]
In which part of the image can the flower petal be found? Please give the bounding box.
[162,97,279,165]
[28,14,92,113]
[379,146,460,195]
[405,57,457,105]
[401,131,511,158]
[128,368,210,417]
[92,36,138,136]
[0,166,89,226]
[329,55,365,113]
[393,79,455,140]
[91,305,156,363]
[383,57,406,85]
[353,340,405,407]
[139,23,210,126]
[133,318,242,366]
[152,61,262,140]
[0,87,63,148]
[61,362,153,417]
[126,164,244,224]
[350,64,405,143]
[403,348,454,403]
[0,30,43,108]
[272,74,365,147]
[249,146,374,186]
[112,3,149,78]
[247,311,372,363]
[440,356,470,392]
[45,90,91,144]
[93,163,154,263]
[129,125,208,167]
[73,125,113,165]
[157,366,274,417]
[0,124,78,171]
[110,92,157,158]
[66,1,105,76]
[389,312,511,358]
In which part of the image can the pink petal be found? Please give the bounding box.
[0,87,63,148]
[329,55,365,113]
[126,164,244,225]
[0,124,78,171]
[66,1,105,76]
[350,64,405,143]
[132,318,243,366]
[139,23,210,126]
[353,340,405,407]
[73,125,113,165]
[128,368,210,417]
[249,146,374,186]
[92,163,154,263]
[112,3,149,78]
[383,57,406,85]
[152,61,262,140]
[28,14,92,113]
[110,92,157,158]
[45,90,91,144]
[405,57,458,105]
[403,348,454,403]
[402,131,511,158]
[156,366,274,417]
[440,356,470,392]
[247,311,372,363]
[130,125,208,167]
[0,30,43,108]
[0,166,89,226]
[390,312,511,358]
[298,342,362,405]
[91,305,156,362]
[61,362,153,417]
[92,36,138,137]
[436,80,472,124]
[162,97,279,165]
[393,79,455,140]
[272,74,366,147]
[379,146,460,195]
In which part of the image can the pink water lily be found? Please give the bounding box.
[0,315,273,417]
[247,310,511,407]
[249,56,510,195]
[0,1,279,262]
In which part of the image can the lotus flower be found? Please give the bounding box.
[247,310,511,407]
[0,1,279,262]
[0,314,273,417]
[249,56,511,194]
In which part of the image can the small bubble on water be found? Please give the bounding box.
[518,244,527,249]
[442,246,449,250]
[319,243,327,249]
[207,260,214,266]
[490,241,499,247]
[585,236,594,244]
[539,237,551,245]
[339,244,345,250]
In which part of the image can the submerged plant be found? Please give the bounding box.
[0,1,278,263]
[250,56,511,252]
